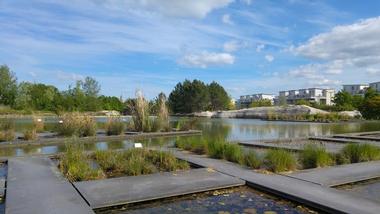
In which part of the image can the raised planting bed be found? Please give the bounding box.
[58,147,192,182]
[0,130,202,149]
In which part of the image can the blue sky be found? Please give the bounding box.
[1,0,380,99]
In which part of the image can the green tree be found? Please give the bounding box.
[0,65,18,106]
[360,96,380,120]
[168,79,210,113]
[333,91,354,110]
[208,81,230,111]
[81,76,100,97]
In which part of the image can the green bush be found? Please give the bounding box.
[264,149,297,173]
[301,145,334,169]
[105,117,125,136]
[341,143,380,163]
[243,150,261,169]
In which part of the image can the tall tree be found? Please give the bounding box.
[208,81,230,111]
[81,76,100,97]
[0,65,18,106]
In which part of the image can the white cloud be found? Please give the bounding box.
[179,51,235,68]
[265,54,274,62]
[94,0,234,19]
[222,14,234,25]
[367,68,380,75]
[223,40,247,52]
[295,17,380,68]
[256,44,265,52]
[56,71,84,82]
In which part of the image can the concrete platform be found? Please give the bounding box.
[6,157,94,214]
[74,168,245,209]
[309,136,365,143]
[287,161,380,186]
[173,150,380,214]
[333,134,380,142]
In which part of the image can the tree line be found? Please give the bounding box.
[0,65,232,114]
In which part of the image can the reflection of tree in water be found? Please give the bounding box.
[200,119,231,140]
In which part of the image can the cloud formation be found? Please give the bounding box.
[222,14,234,25]
[179,51,235,68]
[265,54,274,62]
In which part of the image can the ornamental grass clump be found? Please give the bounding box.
[59,143,105,182]
[243,150,261,169]
[105,117,125,136]
[154,95,170,132]
[57,112,97,137]
[301,144,334,169]
[174,137,208,155]
[0,119,15,142]
[32,116,44,132]
[264,149,297,173]
[23,128,37,141]
[341,143,380,163]
[130,91,151,132]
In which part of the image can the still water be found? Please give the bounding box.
[1,117,380,157]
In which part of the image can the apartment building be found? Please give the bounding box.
[342,84,369,96]
[278,88,335,105]
[237,93,275,109]
[369,82,380,92]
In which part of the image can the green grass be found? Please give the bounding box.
[105,117,125,136]
[59,143,105,182]
[175,137,208,155]
[243,150,261,169]
[300,144,334,169]
[341,143,380,163]
[264,149,297,173]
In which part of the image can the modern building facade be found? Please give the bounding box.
[237,93,275,109]
[369,82,380,92]
[342,84,369,96]
[278,88,335,105]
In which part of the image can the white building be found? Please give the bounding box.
[237,93,275,109]
[277,88,335,106]
[369,82,380,92]
[342,84,369,96]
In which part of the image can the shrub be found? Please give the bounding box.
[59,143,105,182]
[57,112,97,137]
[23,128,37,141]
[264,149,297,173]
[243,150,261,169]
[0,119,15,142]
[341,143,380,163]
[301,145,334,169]
[105,117,125,136]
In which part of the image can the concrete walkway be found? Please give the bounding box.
[6,157,94,214]
[74,168,244,209]
[286,161,380,186]
[173,150,380,214]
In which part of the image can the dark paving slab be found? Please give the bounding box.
[6,157,94,214]
[0,178,4,198]
[309,136,365,143]
[333,134,380,142]
[287,161,380,186]
[74,168,245,209]
[173,150,380,214]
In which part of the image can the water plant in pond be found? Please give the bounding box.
[175,118,199,131]
[341,143,380,163]
[32,116,44,132]
[154,94,170,132]
[175,137,207,155]
[23,128,37,141]
[105,117,125,136]
[59,142,105,182]
[130,90,151,132]
[264,149,297,173]
[0,119,15,142]
[56,112,97,137]
[300,144,334,169]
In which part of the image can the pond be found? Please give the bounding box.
[96,187,316,214]
[1,117,380,157]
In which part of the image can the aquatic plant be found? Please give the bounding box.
[23,128,37,141]
[243,150,261,169]
[59,142,105,182]
[154,94,170,132]
[175,137,208,155]
[176,118,199,131]
[105,117,125,136]
[0,119,15,142]
[32,116,44,132]
[300,144,334,169]
[223,143,244,164]
[56,112,97,137]
[341,143,380,163]
[264,149,297,173]
[130,90,151,132]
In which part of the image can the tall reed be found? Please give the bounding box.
[105,117,125,135]
[57,112,97,137]
[130,90,151,132]
[0,119,15,142]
